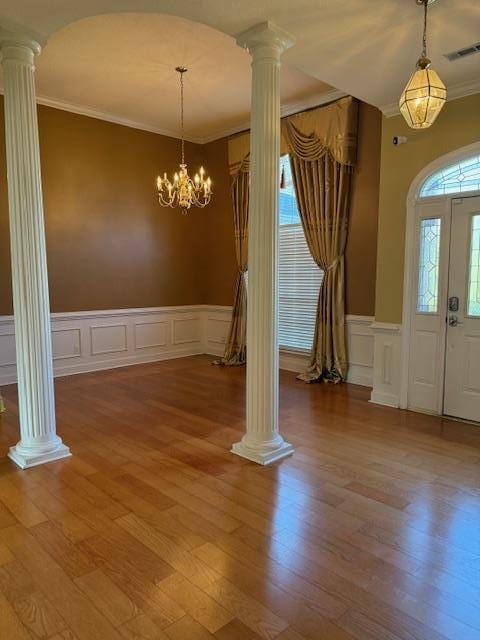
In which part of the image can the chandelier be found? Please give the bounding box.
[156,67,212,213]
[399,0,447,129]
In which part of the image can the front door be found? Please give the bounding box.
[444,196,480,422]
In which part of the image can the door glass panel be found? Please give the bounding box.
[467,214,480,317]
[420,154,480,197]
[417,218,441,313]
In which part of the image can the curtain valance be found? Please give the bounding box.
[228,96,358,172]
[282,96,358,166]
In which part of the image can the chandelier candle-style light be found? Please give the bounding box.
[399,0,447,129]
[156,66,212,213]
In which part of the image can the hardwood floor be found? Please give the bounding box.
[0,354,479,640]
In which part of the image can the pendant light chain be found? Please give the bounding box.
[422,0,428,59]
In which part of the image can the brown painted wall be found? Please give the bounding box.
[345,102,382,316]
[198,138,237,306]
[0,98,380,317]
[0,100,210,314]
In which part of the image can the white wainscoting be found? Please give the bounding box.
[370,322,403,408]
[0,306,207,386]
[206,308,375,387]
[0,306,375,388]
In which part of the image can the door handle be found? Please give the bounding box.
[448,315,463,327]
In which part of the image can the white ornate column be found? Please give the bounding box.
[0,27,70,468]
[232,22,295,465]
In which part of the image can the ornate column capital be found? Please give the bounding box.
[0,20,45,61]
[236,21,295,60]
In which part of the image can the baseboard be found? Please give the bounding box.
[369,390,400,408]
[52,346,205,381]
[0,306,375,388]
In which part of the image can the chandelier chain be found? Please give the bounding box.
[180,69,185,165]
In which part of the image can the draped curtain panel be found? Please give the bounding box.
[283,96,359,382]
[216,151,250,365]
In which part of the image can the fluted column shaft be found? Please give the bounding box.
[232,22,295,465]
[0,31,70,468]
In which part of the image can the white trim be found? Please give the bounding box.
[370,321,403,408]
[370,322,401,333]
[0,307,374,387]
[400,142,480,412]
[380,79,480,118]
[0,88,346,145]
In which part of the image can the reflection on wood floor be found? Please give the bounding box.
[0,355,479,640]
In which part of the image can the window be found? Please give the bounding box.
[468,214,480,317]
[417,217,441,313]
[278,155,323,350]
[420,154,480,198]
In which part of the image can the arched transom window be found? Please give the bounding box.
[420,154,480,198]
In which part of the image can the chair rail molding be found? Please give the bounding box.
[0,306,375,388]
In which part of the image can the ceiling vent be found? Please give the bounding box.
[444,42,480,62]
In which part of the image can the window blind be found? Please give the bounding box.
[278,156,323,351]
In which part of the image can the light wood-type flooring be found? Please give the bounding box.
[0,355,479,640]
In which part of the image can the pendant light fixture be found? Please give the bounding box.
[399,0,447,129]
[156,67,212,213]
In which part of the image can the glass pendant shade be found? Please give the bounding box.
[399,0,447,130]
[399,65,447,129]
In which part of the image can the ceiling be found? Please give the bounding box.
[23,14,336,143]
[0,0,478,139]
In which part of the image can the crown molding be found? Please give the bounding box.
[36,94,205,143]
[380,77,480,118]
[0,86,346,144]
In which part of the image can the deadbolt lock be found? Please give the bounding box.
[448,296,459,312]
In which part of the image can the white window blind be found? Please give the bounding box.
[278,155,323,351]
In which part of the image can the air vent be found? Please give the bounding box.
[444,42,480,62]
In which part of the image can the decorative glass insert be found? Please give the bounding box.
[420,155,480,197]
[417,218,441,313]
[467,214,480,317]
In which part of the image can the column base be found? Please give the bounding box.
[231,440,294,466]
[8,442,71,469]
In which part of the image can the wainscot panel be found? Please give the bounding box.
[0,306,375,388]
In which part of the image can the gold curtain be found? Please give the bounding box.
[283,96,358,383]
[217,154,249,365]
[282,96,358,167]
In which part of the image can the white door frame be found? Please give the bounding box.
[400,141,480,412]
